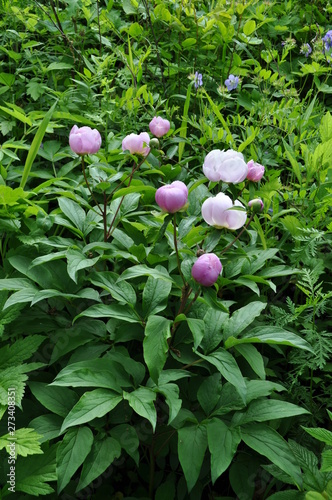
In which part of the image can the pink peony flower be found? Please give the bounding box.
[69,125,102,155]
[122,132,150,156]
[191,253,222,287]
[202,193,247,230]
[246,160,265,182]
[149,117,170,138]
[203,149,248,184]
[155,181,188,213]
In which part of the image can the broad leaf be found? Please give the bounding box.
[15,444,57,496]
[57,427,93,493]
[241,423,302,486]
[206,418,241,483]
[223,302,266,339]
[74,303,141,324]
[76,437,121,492]
[225,326,313,352]
[197,374,222,416]
[233,399,309,425]
[234,344,266,380]
[123,387,157,431]
[198,348,246,402]
[61,389,122,431]
[143,315,172,383]
[142,276,172,318]
[29,382,79,418]
[178,425,207,492]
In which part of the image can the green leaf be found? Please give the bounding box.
[243,20,256,36]
[61,389,122,431]
[89,271,136,306]
[66,248,99,283]
[142,276,172,318]
[0,428,43,457]
[197,374,222,416]
[0,185,28,206]
[57,427,93,493]
[51,359,130,391]
[197,348,247,402]
[110,424,140,465]
[0,335,45,369]
[187,318,205,350]
[234,344,266,380]
[58,197,86,231]
[119,264,174,283]
[20,101,57,189]
[112,184,156,200]
[321,450,332,472]
[29,414,63,443]
[178,425,207,492]
[225,326,313,352]
[207,418,241,483]
[0,366,28,407]
[200,309,228,353]
[123,387,157,431]
[241,423,302,486]
[234,399,309,425]
[155,383,182,424]
[15,444,57,496]
[29,382,79,418]
[223,302,266,339]
[245,380,286,404]
[302,426,332,446]
[143,315,172,383]
[74,303,141,324]
[76,437,121,492]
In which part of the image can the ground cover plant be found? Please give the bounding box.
[0,0,331,498]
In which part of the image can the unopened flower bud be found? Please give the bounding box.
[149,138,160,149]
[191,253,222,287]
[155,181,188,213]
[248,198,264,213]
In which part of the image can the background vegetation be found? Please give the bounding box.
[0,0,331,498]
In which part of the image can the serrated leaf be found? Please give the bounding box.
[143,315,172,383]
[0,366,27,407]
[15,444,57,496]
[0,335,45,369]
[178,425,207,492]
[61,389,122,431]
[321,450,332,472]
[302,426,332,446]
[57,427,94,493]
[76,437,121,492]
[0,428,43,457]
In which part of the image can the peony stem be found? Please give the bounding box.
[219,213,254,256]
[173,214,186,286]
[81,155,103,216]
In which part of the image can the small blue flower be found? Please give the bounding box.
[300,43,312,57]
[194,71,203,89]
[224,74,239,91]
[323,30,332,51]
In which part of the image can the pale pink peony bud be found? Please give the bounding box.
[149,117,170,138]
[203,149,248,184]
[246,160,265,181]
[69,125,102,155]
[155,181,188,213]
[122,132,150,156]
[191,253,222,287]
[248,198,264,213]
[202,193,247,230]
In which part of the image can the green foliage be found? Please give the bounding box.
[0,0,331,497]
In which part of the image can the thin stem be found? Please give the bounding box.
[173,214,186,286]
[96,0,102,57]
[181,359,203,370]
[183,291,200,315]
[81,156,103,216]
[219,214,254,256]
[103,192,108,242]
